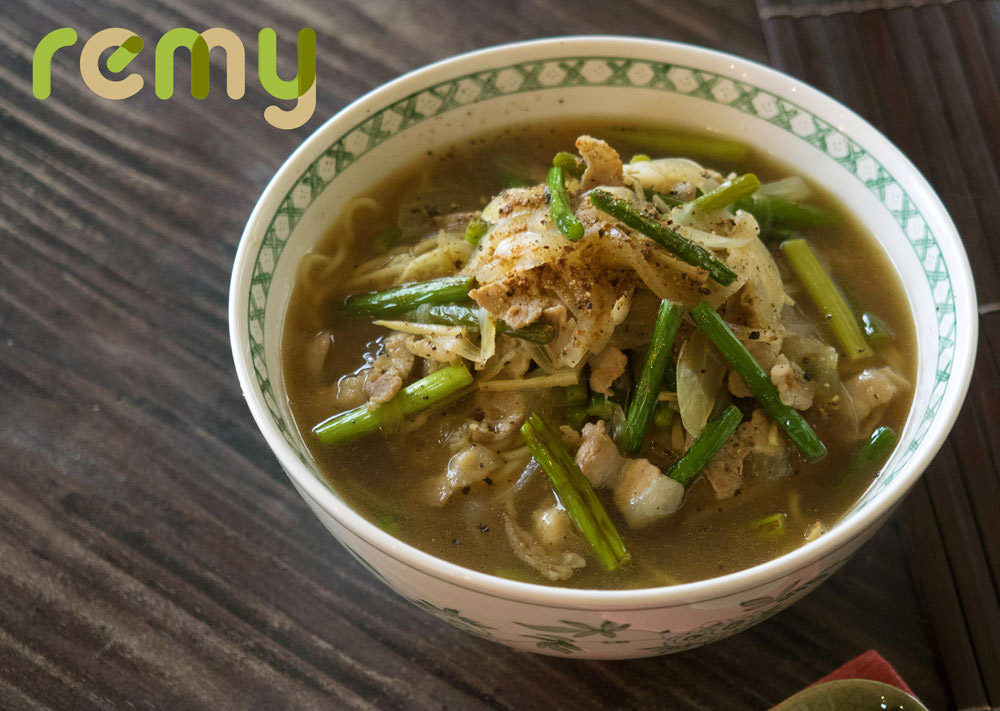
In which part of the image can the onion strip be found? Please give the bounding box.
[373,320,466,337]
[478,370,579,392]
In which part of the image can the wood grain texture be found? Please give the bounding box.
[759,1,1000,709]
[0,0,985,708]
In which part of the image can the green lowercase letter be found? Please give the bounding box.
[155,28,213,99]
[33,28,78,99]
[258,28,316,130]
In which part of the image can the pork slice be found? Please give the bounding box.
[550,275,617,361]
[804,520,825,541]
[541,303,568,327]
[503,512,586,581]
[383,332,417,367]
[478,389,528,427]
[612,459,685,528]
[498,343,532,378]
[468,390,529,446]
[770,354,814,411]
[843,366,909,421]
[576,135,624,190]
[532,506,576,549]
[701,433,752,500]
[469,269,548,329]
[726,326,784,399]
[365,372,403,405]
[574,421,622,488]
[727,369,754,398]
[428,444,501,505]
[336,374,367,409]
[730,326,784,371]
[701,409,771,499]
[574,202,717,310]
[560,425,581,449]
[589,346,628,396]
[340,333,415,408]
[574,421,689,527]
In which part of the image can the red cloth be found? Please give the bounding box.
[812,650,915,696]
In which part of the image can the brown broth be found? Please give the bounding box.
[281,121,916,589]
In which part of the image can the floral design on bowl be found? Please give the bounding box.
[231,37,976,658]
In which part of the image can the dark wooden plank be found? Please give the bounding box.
[758,1,1000,709]
[0,0,974,708]
[900,479,989,708]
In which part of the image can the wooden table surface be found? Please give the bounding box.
[2,1,997,708]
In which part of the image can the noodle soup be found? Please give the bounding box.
[282,122,915,589]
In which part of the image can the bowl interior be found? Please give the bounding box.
[232,38,974,598]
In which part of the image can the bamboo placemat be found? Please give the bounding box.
[757,1,1000,708]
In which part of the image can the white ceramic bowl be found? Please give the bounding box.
[229,37,977,658]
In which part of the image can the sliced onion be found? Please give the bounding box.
[757,176,811,202]
[481,187,540,223]
[783,334,840,407]
[746,447,792,480]
[477,370,579,392]
[672,220,756,250]
[724,225,786,328]
[398,232,473,283]
[677,330,727,437]
[476,310,497,369]
[373,320,465,337]
[405,334,480,362]
[624,158,709,193]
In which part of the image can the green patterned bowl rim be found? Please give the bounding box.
[230,37,977,609]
